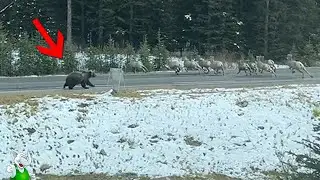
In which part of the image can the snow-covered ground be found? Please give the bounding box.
[0,85,320,179]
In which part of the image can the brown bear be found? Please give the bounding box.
[63,70,96,89]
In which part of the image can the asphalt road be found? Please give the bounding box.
[0,67,319,93]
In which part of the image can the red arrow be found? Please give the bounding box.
[32,18,64,59]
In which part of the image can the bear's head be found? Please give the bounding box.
[88,70,96,78]
[82,70,96,78]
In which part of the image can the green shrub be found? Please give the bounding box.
[285,122,320,180]
[61,46,78,74]
[0,22,14,76]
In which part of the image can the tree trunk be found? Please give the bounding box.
[129,1,133,45]
[97,0,104,46]
[67,0,72,48]
[264,0,269,57]
[80,0,85,48]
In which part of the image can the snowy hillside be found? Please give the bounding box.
[0,85,319,179]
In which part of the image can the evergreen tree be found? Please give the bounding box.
[61,46,78,74]
[0,22,14,76]
[153,29,169,70]
[0,0,319,68]
[290,43,300,61]
[138,35,151,71]
[302,43,318,66]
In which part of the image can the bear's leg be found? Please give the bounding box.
[81,81,89,89]
[86,80,95,87]
[68,85,74,89]
[63,83,68,89]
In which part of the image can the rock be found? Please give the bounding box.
[67,140,75,144]
[111,89,118,95]
[236,100,249,108]
[184,136,202,146]
[93,143,99,149]
[128,124,139,128]
[39,164,51,172]
[24,128,36,135]
[151,135,159,139]
[78,103,90,108]
[99,149,107,156]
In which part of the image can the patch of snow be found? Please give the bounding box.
[184,14,192,21]
[237,21,244,25]
[75,52,89,70]
[0,85,320,179]
[233,43,240,49]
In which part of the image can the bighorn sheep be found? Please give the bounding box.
[237,60,252,76]
[267,59,277,72]
[165,58,184,75]
[286,54,313,78]
[198,58,211,74]
[256,56,277,77]
[249,62,258,75]
[229,62,238,70]
[183,57,203,74]
[129,59,148,73]
[209,56,224,75]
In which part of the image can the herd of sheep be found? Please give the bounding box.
[128,53,314,78]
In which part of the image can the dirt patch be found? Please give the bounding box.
[36,173,240,180]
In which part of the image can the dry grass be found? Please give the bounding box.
[261,170,292,180]
[37,173,239,180]
[113,90,145,99]
[0,90,97,105]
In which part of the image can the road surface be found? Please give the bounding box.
[0,68,319,93]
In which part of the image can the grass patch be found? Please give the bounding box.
[0,91,97,105]
[262,170,293,180]
[113,90,144,98]
[0,94,39,105]
[36,173,239,180]
[312,107,320,119]
[3,98,39,118]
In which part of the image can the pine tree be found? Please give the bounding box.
[15,33,38,76]
[138,35,151,71]
[153,29,169,70]
[206,0,241,52]
[0,22,14,76]
[61,46,78,74]
[290,43,300,61]
[302,43,317,66]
